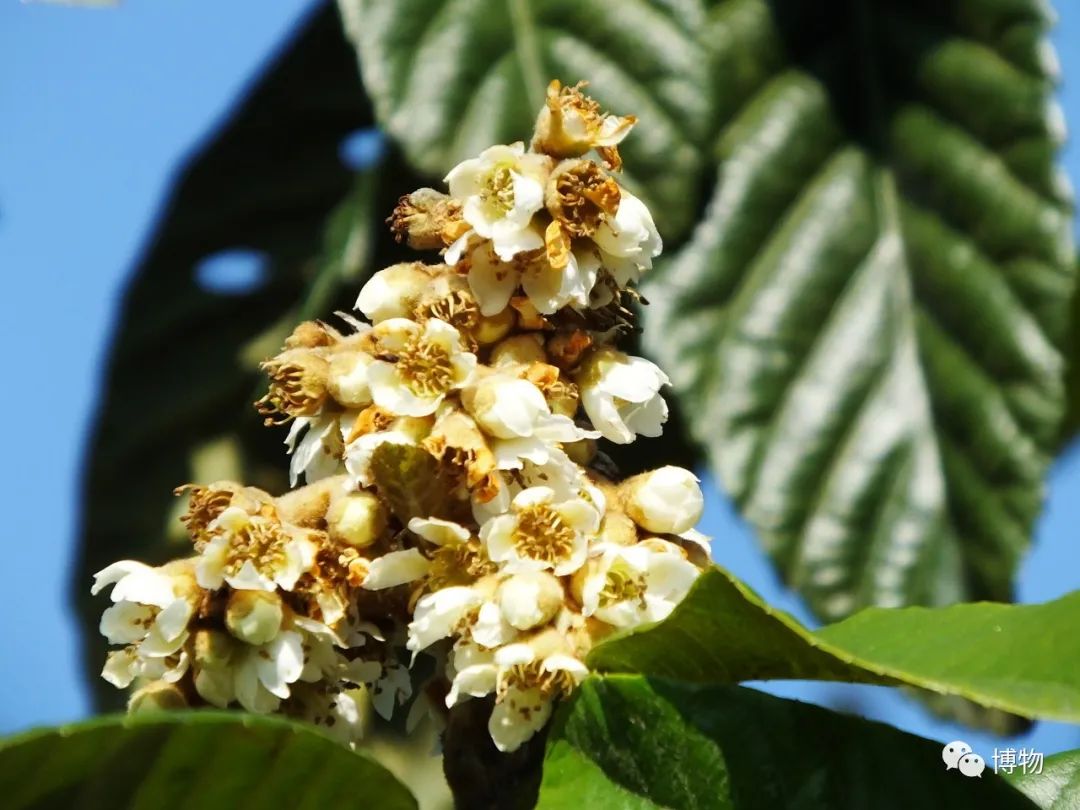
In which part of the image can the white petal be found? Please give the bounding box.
[467,248,518,315]
[368,361,441,417]
[446,663,498,707]
[363,549,431,590]
[471,601,516,648]
[109,567,176,609]
[99,602,154,645]
[235,659,281,714]
[407,517,471,546]
[256,632,305,699]
[488,687,551,752]
[407,586,483,652]
[101,648,139,688]
[91,561,153,596]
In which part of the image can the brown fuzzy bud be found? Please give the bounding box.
[388,188,466,250]
[546,329,593,371]
[128,681,188,714]
[285,320,337,350]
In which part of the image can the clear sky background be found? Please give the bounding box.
[1,0,1078,763]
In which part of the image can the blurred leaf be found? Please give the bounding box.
[643,0,1076,628]
[371,442,454,523]
[1063,268,1080,448]
[1006,749,1080,810]
[337,0,716,239]
[538,676,1037,809]
[0,711,416,810]
[75,2,421,709]
[589,566,1080,723]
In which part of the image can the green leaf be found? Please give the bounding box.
[0,711,417,810]
[1006,749,1080,810]
[338,0,716,239]
[538,676,1037,809]
[642,0,1076,626]
[370,442,454,523]
[75,2,422,709]
[589,566,1080,723]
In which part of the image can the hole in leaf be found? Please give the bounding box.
[194,248,270,296]
[339,127,387,170]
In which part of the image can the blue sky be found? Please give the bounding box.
[1,0,1078,763]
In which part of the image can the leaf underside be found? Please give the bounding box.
[642,0,1075,626]
[1006,748,1080,810]
[538,676,1038,809]
[0,712,417,810]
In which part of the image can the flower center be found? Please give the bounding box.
[177,485,233,540]
[553,163,621,237]
[512,504,577,565]
[415,291,480,343]
[397,335,455,397]
[599,564,647,608]
[255,354,328,424]
[481,165,516,219]
[500,660,576,699]
[223,519,288,578]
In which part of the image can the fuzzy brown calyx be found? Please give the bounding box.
[388,188,468,250]
[256,348,331,425]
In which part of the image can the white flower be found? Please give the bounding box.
[232,630,307,713]
[407,586,485,655]
[93,561,197,686]
[446,142,550,261]
[576,347,669,444]
[361,548,431,590]
[623,466,704,535]
[368,318,477,417]
[444,637,588,752]
[195,506,316,592]
[459,240,599,316]
[579,542,700,628]
[593,190,661,270]
[355,262,433,323]
[285,413,347,486]
[327,350,374,409]
[480,487,599,576]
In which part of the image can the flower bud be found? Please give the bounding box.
[462,375,549,439]
[473,307,516,346]
[128,681,188,714]
[531,80,636,170]
[497,572,565,631]
[327,489,387,548]
[355,262,433,323]
[327,350,373,408]
[597,511,639,547]
[621,466,704,535]
[193,628,234,669]
[225,590,284,646]
[285,320,337,349]
[489,334,547,368]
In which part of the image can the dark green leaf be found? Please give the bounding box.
[589,566,1080,723]
[339,0,715,239]
[643,0,1076,626]
[538,676,1037,809]
[370,442,454,523]
[0,711,416,810]
[1006,749,1080,810]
